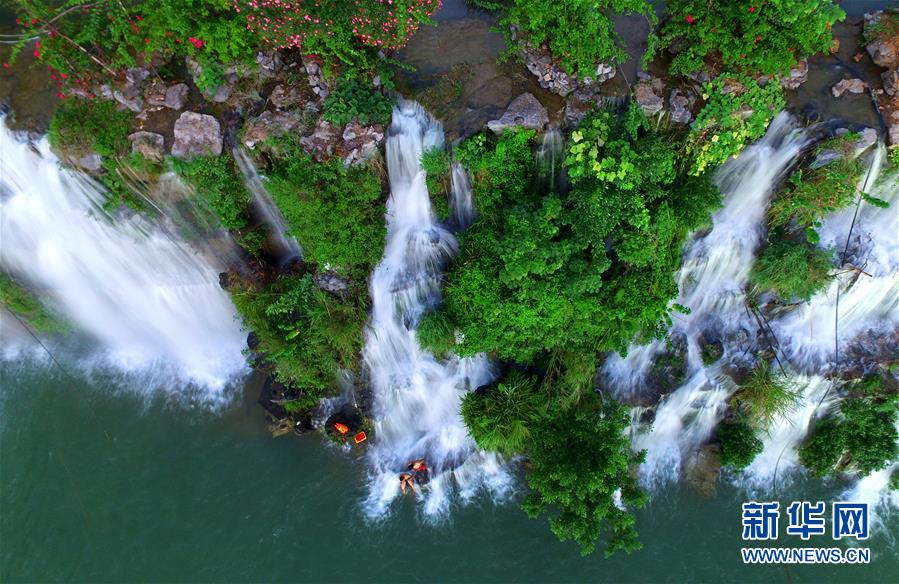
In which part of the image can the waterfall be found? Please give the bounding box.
[232,147,302,266]
[0,121,248,400]
[773,146,899,370]
[535,127,565,194]
[448,162,475,229]
[362,101,511,518]
[615,113,810,484]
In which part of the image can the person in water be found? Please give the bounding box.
[408,459,427,472]
[399,473,416,495]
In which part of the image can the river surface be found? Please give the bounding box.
[1,358,896,582]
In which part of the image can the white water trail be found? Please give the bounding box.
[362,101,511,518]
[773,146,899,370]
[232,147,302,265]
[0,122,248,400]
[619,113,810,485]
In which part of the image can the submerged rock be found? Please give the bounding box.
[685,444,722,498]
[486,92,549,133]
[171,112,222,159]
[831,78,867,97]
[128,131,165,162]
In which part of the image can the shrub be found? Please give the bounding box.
[417,309,456,357]
[323,78,393,127]
[751,239,833,301]
[522,393,647,557]
[732,361,802,429]
[478,0,657,75]
[0,273,68,334]
[230,273,368,392]
[688,76,785,175]
[800,376,899,477]
[421,146,452,221]
[266,144,386,279]
[460,370,545,456]
[172,155,251,230]
[237,0,438,72]
[48,99,130,158]
[717,419,764,470]
[11,1,258,94]
[657,0,844,76]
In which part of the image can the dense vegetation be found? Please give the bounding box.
[474,0,657,75]
[265,141,386,280]
[0,273,68,334]
[751,239,833,301]
[716,419,764,471]
[800,376,898,477]
[658,0,844,76]
[172,155,251,230]
[440,105,720,364]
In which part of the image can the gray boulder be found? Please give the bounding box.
[171,112,222,159]
[342,121,385,167]
[864,12,898,68]
[634,82,663,116]
[256,51,283,78]
[300,118,341,160]
[164,83,190,109]
[669,89,694,124]
[128,131,165,162]
[313,270,349,297]
[269,84,304,109]
[883,69,898,97]
[486,93,549,133]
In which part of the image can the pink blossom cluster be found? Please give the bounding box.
[235,0,440,52]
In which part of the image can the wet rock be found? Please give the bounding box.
[128,131,165,162]
[831,78,868,97]
[303,57,330,100]
[256,51,282,78]
[487,92,549,133]
[314,270,350,297]
[122,67,150,98]
[164,83,190,110]
[342,121,385,167]
[634,82,664,116]
[242,110,305,149]
[564,90,597,128]
[171,112,222,159]
[780,60,809,90]
[685,70,711,84]
[113,90,143,113]
[300,118,341,160]
[523,48,576,96]
[669,89,694,124]
[591,62,616,84]
[883,69,899,97]
[74,151,103,172]
[864,12,899,68]
[685,444,722,498]
[720,78,746,96]
[269,84,304,109]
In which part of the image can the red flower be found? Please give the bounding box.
[30,18,37,25]
[740,54,746,59]
[756,35,762,41]
[33,50,40,58]
[749,6,756,13]
[145,37,150,44]
[2,63,8,69]
[686,14,694,24]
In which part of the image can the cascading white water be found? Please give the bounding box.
[773,146,899,370]
[614,113,811,484]
[362,101,511,518]
[232,147,302,264]
[0,121,248,400]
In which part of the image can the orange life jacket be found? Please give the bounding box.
[354,431,367,444]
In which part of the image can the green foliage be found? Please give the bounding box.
[890,469,899,492]
[323,78,393,127]
[443,106,721,363]
[0,273,68,334]
[230,273,367,392]
[522,393,647,557]
[768,143,864,232]
[48,98,130,159]
[658,0,844,76]
[484,0,657,75]
[172,155,251,230]
[800,376,899,477]
[12,1,258,93]
[751,239,833,301]
[421,146,452,221]
[732,361,802,429]
[266,142,386,279]
[417,309,456,358]
[717,419,764,470]
[688,77,785,175]
[461,371,545,456]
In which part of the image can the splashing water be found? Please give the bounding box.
[611,113,810,484]
[232,147,302,266]
[0,122,248,400]
[362,101,512,518]
[535,126,565,194]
